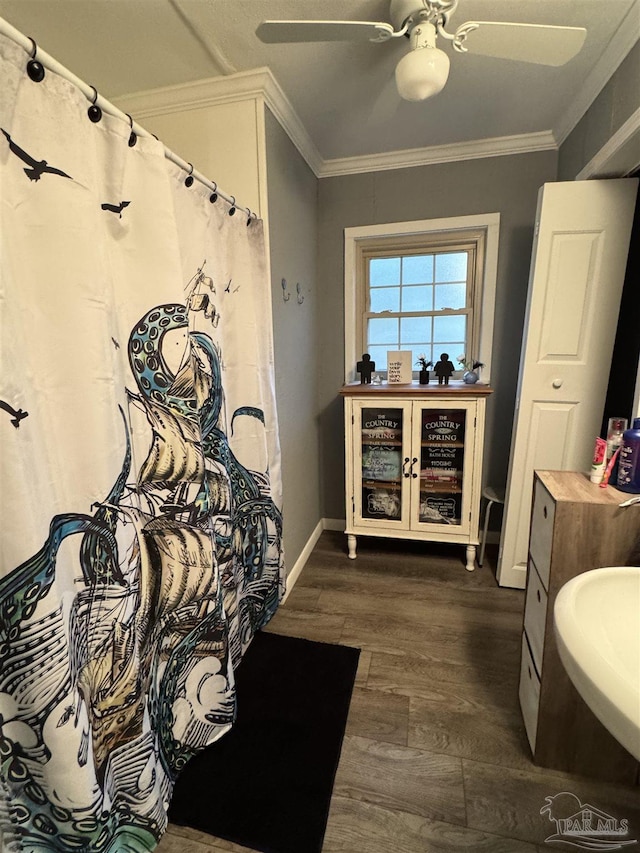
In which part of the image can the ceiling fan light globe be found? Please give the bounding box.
[395,47,450,101]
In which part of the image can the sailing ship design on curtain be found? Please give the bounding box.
[0,288,282,851]
[1,26,285,849]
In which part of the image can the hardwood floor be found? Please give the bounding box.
[158,531,640,853]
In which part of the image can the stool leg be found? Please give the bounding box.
[478,499,494,567]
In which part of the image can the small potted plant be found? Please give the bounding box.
[416,354,433,385]
[457,355,484,384]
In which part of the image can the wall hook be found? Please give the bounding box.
[281,278,290,302]
[296,282,304,304]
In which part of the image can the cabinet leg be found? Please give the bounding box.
[465,544,476,572]
[347,534,357,560]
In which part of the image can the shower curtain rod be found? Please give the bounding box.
[0,16,257,223]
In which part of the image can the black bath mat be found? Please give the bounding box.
[168,630,360,853]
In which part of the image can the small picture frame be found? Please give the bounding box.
[386,351,412,384]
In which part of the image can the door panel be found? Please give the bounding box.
[498,178,638,588]
[538,231,601,361]
[352,401,412,530]
[411,401,475,535]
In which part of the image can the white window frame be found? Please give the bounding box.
[344,214,500,385]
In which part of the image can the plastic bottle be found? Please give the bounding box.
[616,417,640,494]
[606,417,627,461]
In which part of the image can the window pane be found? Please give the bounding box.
[416,345,435,367]
[402,255,434,285]
[433,347,462,370]
[370,287,400,312]
[368,317,399,345]
[434,283,466,310]
[364,346,387,373]
[433,315,466,344]
[435,252,467,283]
[370,257,400,286]
[400,316,430,345]
[401,285,432,312]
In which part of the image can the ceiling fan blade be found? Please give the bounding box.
[256,20,394,44]
[456,22,587,66]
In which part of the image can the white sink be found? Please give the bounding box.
[554,566,640,761]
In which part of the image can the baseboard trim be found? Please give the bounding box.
[282,521,502,601]
[322,517,346,532]
[282,518,345,603]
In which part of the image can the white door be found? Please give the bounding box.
[498,178,638,589]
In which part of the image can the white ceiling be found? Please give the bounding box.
[0,0,638,168]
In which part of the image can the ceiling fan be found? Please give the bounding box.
[256,0,587,102]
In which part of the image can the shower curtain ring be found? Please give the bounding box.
[245,208,253,226]
[185,164,195,188]
[209,182,218,203]
[126,114,137,147]
[228,196,236,216]
[26,37,45,82]
[87,86,102,123]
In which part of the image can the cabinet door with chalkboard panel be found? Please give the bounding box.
[411,402,476,534]
[353,402,412,527]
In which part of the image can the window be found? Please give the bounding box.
[345,215,500,383]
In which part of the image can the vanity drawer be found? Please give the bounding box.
[519,632,541,753]
[523,559,547,677]
[529,479,555,590]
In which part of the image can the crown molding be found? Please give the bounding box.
[554,14,640,147]
[113,70,557,180]
[577,105,640,179]
[114,67,324,178]
[317,131,557,177]
[115,67,276,115]
[259,75,324,177]
[115,37,639,185]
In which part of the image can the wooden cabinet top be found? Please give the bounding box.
[535,469,639,507]
[340,381,494,398]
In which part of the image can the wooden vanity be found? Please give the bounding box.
[519,470,640,783]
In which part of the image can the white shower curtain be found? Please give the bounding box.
[0,30,284,853]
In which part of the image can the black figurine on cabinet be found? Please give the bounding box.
[434,353,454,385]
[357,353,375,384]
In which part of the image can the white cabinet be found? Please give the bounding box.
[519,470,640,783]
[340,382,492,571]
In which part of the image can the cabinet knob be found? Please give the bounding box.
[552,378,563,389]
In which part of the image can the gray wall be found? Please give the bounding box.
[317,150,558,520]
[264,107,321,573]
[558,40,640,180]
